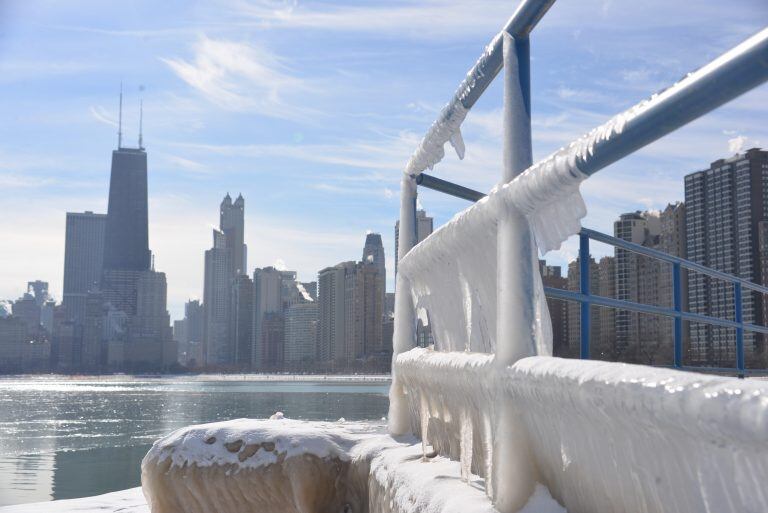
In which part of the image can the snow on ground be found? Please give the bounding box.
[0,488,148,513]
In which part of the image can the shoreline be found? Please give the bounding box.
[0,373,392,383]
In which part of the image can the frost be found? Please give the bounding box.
[405,102,468,176]
[395,347,768,513]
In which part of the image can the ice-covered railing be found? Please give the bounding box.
[389,0,768,510]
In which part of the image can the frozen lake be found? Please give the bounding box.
[0,375,390,507]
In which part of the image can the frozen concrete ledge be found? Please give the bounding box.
[140,417,562,513]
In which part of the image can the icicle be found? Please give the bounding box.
[461,276,473,351]
[420,394,430,460]
[483,413,494,497]
[449,127,466,159]
[460,410,474,483]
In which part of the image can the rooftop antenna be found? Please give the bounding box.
[138,98,143,149]
[118,82,123,149]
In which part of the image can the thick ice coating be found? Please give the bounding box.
[141,418,387,513]
[395,347,768,513]
[139,417,569,513]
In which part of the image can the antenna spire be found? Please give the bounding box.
[118,82,123,149]
[138,99,143,149]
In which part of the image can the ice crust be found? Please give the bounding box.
[396,347,768,513]
[140,416,569,513]
[141,418,388,513]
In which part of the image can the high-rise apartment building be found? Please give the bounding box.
[252,267,284,370]
[345,261,385,361]
[285,301,318,367]
[611,206,685,363]
[596,256,616,359]
[318,262,356,364]
[566,257,600,358]
[230,274,253,368]
[63,212,107,324]
[614,211,661,355]
[203,229,232,366]
[261,312,285,370]
[539,260,568,356]
[685,148,768,365]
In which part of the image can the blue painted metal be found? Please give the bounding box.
[544,228,768,375]
[583,228,768,295]
[442,0,552,110]
[673,262,683,369]
[416,174,486,202]
[579,232,590,359]
[576,29,768,176]
[735,282,745,377]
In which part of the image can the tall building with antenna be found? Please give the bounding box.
[103,85,150,272]
[97,86,175,371]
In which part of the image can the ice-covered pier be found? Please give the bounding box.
[21,1,768,512]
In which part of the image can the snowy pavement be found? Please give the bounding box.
[0,488,148,513]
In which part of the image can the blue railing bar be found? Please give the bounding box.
[673,262,683,368]
[405,0,555,176]
[543,287,768,336]
[735,282,745,377]
[582,228,768,295]
[678,366,763,376]
[579,233,590,359]
[457,0,555,108]
[416,173,487,202]
[406,182,768,299]
[577,28,768,176]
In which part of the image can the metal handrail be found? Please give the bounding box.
[582,228,768,295]
[544,229,767,376]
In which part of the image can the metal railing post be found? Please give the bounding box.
[673,262,683,368]
[494,31,536,513]
[388,174,419,435]
[735,282,745,378]
[579,232,590,359]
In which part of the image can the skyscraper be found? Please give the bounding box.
[346,261,385,362]
[362,232,386,319]
[63,211,106,323]
[318,262,355,365]
[285,301,318,368]
[103,147,150,272]
[614,211,661,355]
[220,194,247,275]
[94,99,173,372]
[685,148,768,366]
[230,274,253,368]
[252,266,284,370]
[203,229,232,366]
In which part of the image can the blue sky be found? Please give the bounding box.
[1,0,767,320]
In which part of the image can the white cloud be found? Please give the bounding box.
[164,155,208,173]
[89,105,119,128]
[161,36,315,120]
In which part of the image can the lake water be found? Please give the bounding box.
[0,375,390,507]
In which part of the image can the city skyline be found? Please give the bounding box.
[1,1,767,321]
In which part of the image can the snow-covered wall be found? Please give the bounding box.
[396,348,768,513]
